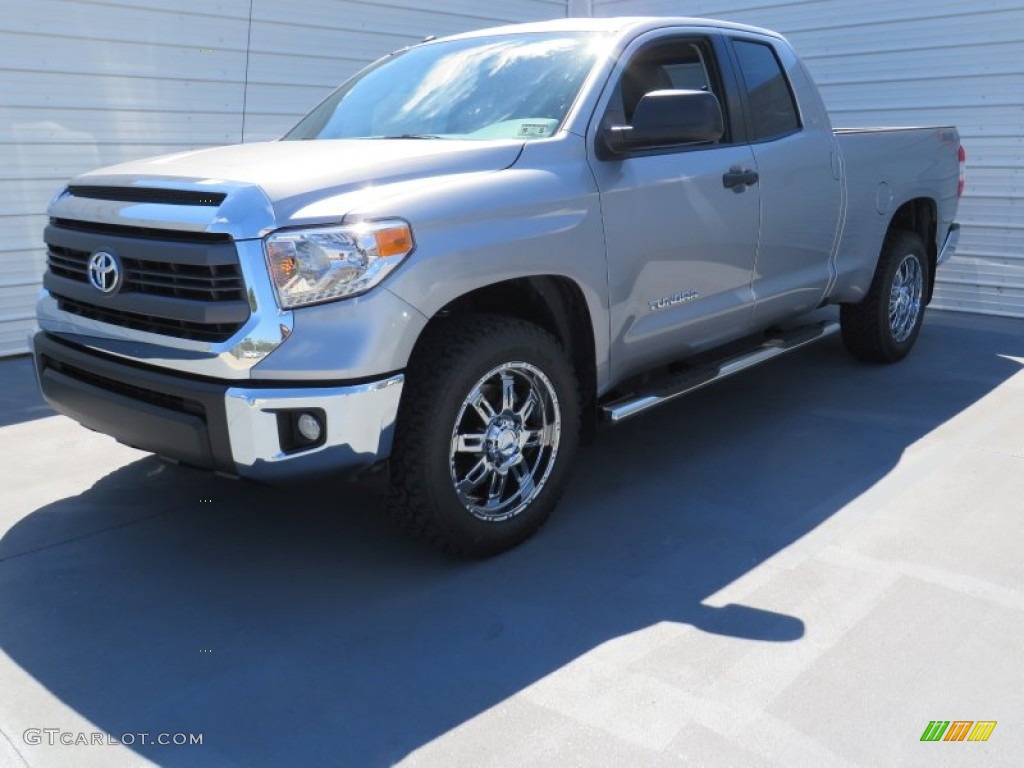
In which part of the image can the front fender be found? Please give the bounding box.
[352,136,612,391]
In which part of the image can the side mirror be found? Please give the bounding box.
[600,89,724,157]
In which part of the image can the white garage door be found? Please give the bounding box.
[0,0,566,357]
[592,0,1024,318]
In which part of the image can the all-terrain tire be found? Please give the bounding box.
[841,229,930,363]
[387,315,581,557]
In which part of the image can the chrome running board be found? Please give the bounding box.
[601,321,841,423]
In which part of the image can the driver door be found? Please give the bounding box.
[587,33,761,383]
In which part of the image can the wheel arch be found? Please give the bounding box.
[886,197,938,303]
[409,276,598,437]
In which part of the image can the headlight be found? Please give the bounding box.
[263,219,414,308]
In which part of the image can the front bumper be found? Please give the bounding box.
[33,332,403,482]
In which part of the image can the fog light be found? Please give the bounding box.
[297,412,322,442]
[276,408,327,454]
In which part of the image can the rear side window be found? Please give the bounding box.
[733,40,800,141]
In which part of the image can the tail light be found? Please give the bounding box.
[957,144,966,198]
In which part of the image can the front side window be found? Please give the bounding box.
[601,39,728,144]
[285,32,607,142]
[732,40,800,141]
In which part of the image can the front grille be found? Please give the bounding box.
[46,356,204,417]
[48,244,246,302]
[44,219,249,342]
[67,185,227,207]
[54,296,241,342]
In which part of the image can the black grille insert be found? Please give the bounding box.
[47,244,245,303]
[46,357,205,418]
[66,185,227,207]
[53,295,241,343]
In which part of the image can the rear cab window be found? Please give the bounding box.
[732,39,801,141]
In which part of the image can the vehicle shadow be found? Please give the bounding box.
[1,313,1020,766]
[0,355,52,428]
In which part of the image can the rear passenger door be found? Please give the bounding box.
[727,35,844,325]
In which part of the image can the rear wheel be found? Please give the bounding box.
[388,315,580,557]
[841,230,929,363]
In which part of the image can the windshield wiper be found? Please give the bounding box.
[372,134,446,140]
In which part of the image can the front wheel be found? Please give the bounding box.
[387,315,580,557]
[841,230,930,363]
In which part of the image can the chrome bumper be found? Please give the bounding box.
[224,376,404,481]
[937,223,960,267]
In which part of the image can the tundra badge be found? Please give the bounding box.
[649,290,699,312]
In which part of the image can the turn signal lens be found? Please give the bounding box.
[376,224,414,258]
[266,241,298,282]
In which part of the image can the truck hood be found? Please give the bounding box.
[59,139,525,237]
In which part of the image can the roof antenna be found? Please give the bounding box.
[421,34,437,42]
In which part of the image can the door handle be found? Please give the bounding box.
[723,167,759,191]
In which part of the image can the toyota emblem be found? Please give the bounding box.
[87,251,122,294]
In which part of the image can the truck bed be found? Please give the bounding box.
[831,125,960,302]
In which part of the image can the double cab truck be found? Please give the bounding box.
[33,17,963,556]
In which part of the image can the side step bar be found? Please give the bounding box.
[601,320,841,423]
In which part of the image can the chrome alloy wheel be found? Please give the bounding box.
[449,362,562,522]
[889,253,923,343]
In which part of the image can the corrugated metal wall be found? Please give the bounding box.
[1,0,250,357]
[5,1,1020,358]
[242,1,568,141]
[0,0,566,357]
[592,0,1024,318]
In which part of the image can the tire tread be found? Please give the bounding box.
[387,314,579,557]
[840,229,928,363]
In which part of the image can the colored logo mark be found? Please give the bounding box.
[920,721,996,742]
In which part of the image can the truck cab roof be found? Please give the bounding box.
[435,16,786,44]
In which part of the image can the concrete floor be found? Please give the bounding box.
[1,310,1022,767]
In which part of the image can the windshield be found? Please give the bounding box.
[284,32,606,142]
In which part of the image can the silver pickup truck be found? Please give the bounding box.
[33,17,962,556]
